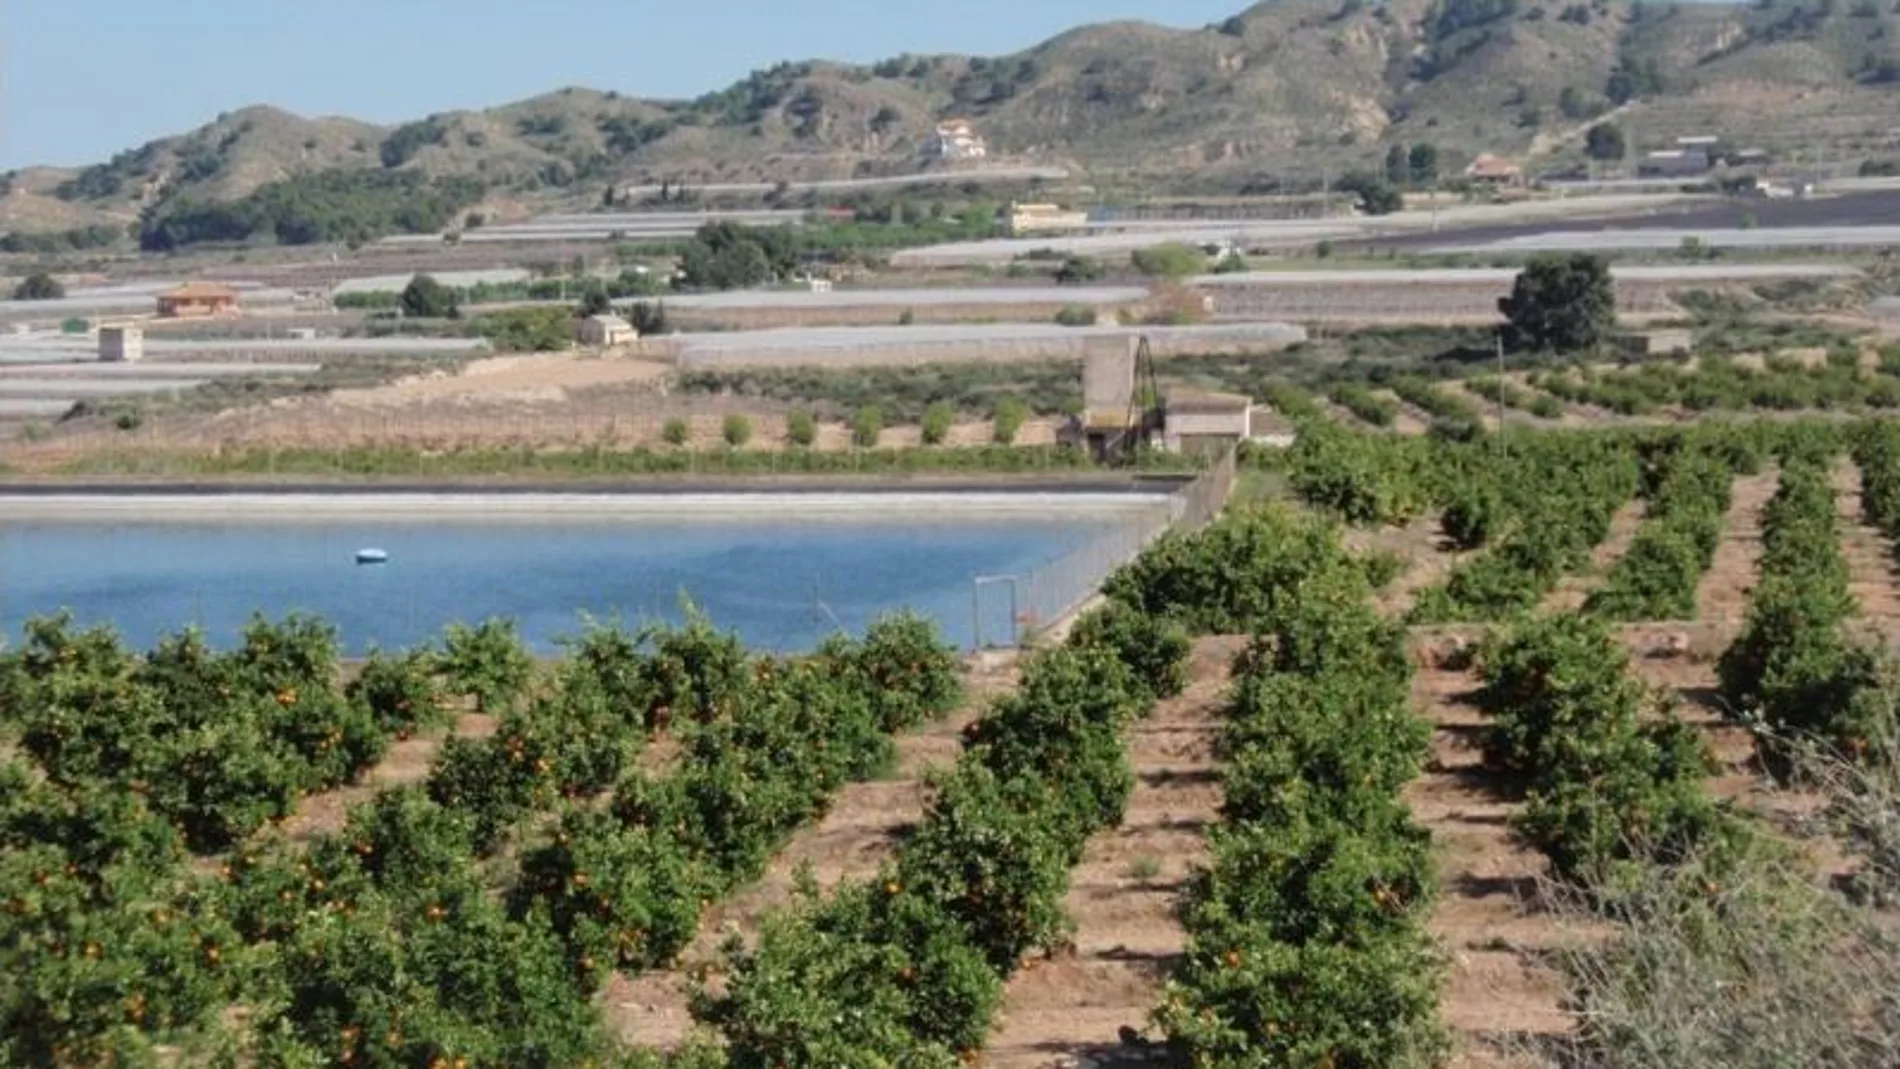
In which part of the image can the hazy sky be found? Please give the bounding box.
[1,0,1249,169]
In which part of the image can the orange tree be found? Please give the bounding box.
[1154,529,1444,1069]
[8,613,413,852]
[700,618,1171,1067]
[1104,503,1373,635]
[1586,432,1738,622]
[1479,612,1743,890]
[1718,440,1885,771]
[1410,431,1641,623]
[516,614,962,982]
[1,763,247,1065]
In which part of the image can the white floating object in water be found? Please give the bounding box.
[355,548,389,565]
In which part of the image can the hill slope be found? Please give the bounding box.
[5,0,1897,232]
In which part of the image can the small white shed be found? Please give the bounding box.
[98,325,143,363]
[576,313,638,348]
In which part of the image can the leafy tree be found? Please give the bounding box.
[627,300,669,335]
[1586,122,1627,162]
[1338,172,1403,215]
[1499,253,1616,352]
[473,308,569,352]
[677,221,799,290]
[0,225,123,254]
[575,287,613,318]
[399,273,460,319]
[11,272,64,301]
[1606,58,1664,104]
[1407,142,1439,187]
[139,169,481,251]
[1384,143,1409,186]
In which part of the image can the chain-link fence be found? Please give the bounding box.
[971,450,1236,649]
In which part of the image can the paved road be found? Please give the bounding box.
[892,194,1715,266]
[613,167,1069,198]
[1189,264,1862,286]
[1426,225,1900,255]
[1376,189,1900,252]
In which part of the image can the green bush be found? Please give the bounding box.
[473,307,571,352]
[662,417,690,447]
[851,405,883,448]
[1130,242,1208,279]
[722,412,753,448]
[920,400,954,446]
[11,272,65,301]
[439,618,533,714]
[1067,600,1191,701]
[786,410,818,447]
[1105,505,1366,635]
[1587,442,1734,621]
[992,397,1028,445]
[1053,304,1098,327]
[1329,382,1400,427]
[1053,256,1102,284]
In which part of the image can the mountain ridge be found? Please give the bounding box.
[4,0,1897,233]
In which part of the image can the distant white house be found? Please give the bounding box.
[932,119,988,160]
[576,313,637,348]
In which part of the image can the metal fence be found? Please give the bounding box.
[971,450,1237,649]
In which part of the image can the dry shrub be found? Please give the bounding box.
[1536,728,1900,1069]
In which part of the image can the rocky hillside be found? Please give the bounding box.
[5,0,1897,232]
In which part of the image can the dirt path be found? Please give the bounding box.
[1540,497,1647,614]
[1833,462,1900,639]
[982,636,1240,1069]
[276,711,496,842]
[604,664,1017,1050]
[1346,514,1474,619]
[1617,470,1779,803]
[1405,628,1573,1069]
[1408,475,1781,1068]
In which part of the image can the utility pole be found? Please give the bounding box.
[1495,332,1508,434]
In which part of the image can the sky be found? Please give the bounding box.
[1,0,1250,170]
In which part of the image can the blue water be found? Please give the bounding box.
[0,512,1130,653]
